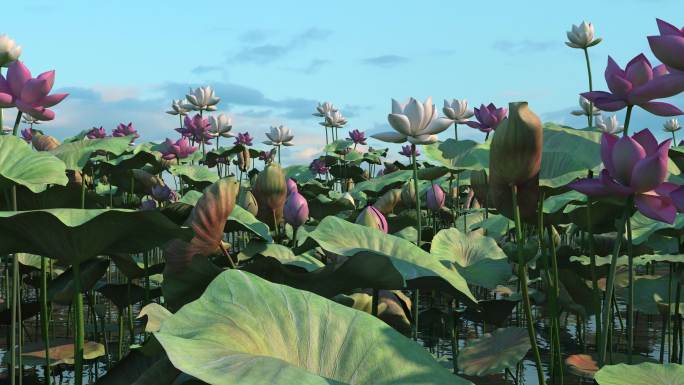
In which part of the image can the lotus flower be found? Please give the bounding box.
[259,148,276,163]
[313,101,337,117]
[465,103,508,133]
[569,129,678,223]
[185,86,220,111]
[20,128,32,143]
[112,122,140,142]
[161,137,197,160]
[0,61,68,120]
[264,125,294,146]
[347,129,367,145]
[565,21,601,49]
[309,158,328,175]
[426,184,445,211]
[208,113,233,138]
[399,144,415,158]
[443,99,474,123]
[648,19,684,73]
[177,113,215,144]
[86,126,107,139]
[571,96,601,117]
[284,191,309,228]
[321,110,347,128]
[140,199,157,211]
[664,118,681,133]
[0,34,22,67]
[286,178,298,195]
[373,97,452,145]
[166,99,192,116]
[234,132,253,146]
[151,184,176,202]
[355,205,388,233]
[581,54,684,116]
[595,115,624,134]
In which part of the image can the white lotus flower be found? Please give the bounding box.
[566,21,601,49]
[263,125,294,146]
[313,101,338,117]
[664,118,681,133]
[185,86,220,111]
[0,34,22,67]
[372,97,453,145]
[442,99,474,123]
[166,99,192,116]
[209,113,234,137]
[321,110,347,128]
[595,115,623,135]
[571,96,601,117]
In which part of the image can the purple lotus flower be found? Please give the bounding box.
[569,129,680,223]
[355,205,388,233]
[258,148,276,163]
[582,54,684,116]
[151,184,176,202]
[20,128,32,143]
[234,132,253,146]
[0,61,68,121]
[426,184,445,211]
[112,122,140,143]
[140,199,157,211]
[286,178,298,195]
[309,158,328,175]
[284,191,309,228]
[176,113,215,144]
[648,19,684,73]
[399,144,415,158]
[86,126,107,139]
[161,137,198,160]
[347,129,367,145]
[465,103,508,133]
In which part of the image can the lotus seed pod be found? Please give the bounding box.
[253,163,287,228]
[374,188,401,215]
[355,205,388,233]
[238,189,259,216]
[400,181,416,207]
[237,148,250,172]
[490,101,542,185]
[469,169,489,207]
[345,178,354,192]
[32,134,60,151]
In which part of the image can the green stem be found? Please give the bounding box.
[40,257,51,384]
[623,105,634,137]
[72,262,84,385]
[583,48,594,127]
[143,252,150,305]
[10,184,17,385]
[587,195,602,346]
[627,204,635,363]
[547,225,564,384]
[454,123,458,141]
[410,144,421,246]
[12,111,22,136]
[371,289,379,317]
[512,184,545,385]
[673,131,677,144]
[117,313,124,361]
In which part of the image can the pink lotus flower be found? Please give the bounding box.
[582,54,684,116]
[426,183,445,211]
[86,126,107,139]
[648,19,684,73]
[0,61,68,120]
[284,191,309,228]
[309,158,328,175]
[286,178,298,195]
[176,113,215,144]
[355,205,388,233]
[161,137,197,160]
[465,103,508,133]
[234,132,253,146]
[569,129,680,223]
[347,129,367,145]
[399,144,416,158]
[112,122,140,142]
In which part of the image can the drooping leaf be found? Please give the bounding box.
[226,205,273,242]
[138,303,173,333]
[0,135,68,193]
[238,241,324,272]
[48,258,110,305]
[155,270,473,385]
[457,327,531,376]
[49,136,133,171]
[352,170,412,195]
[169,164,219,188]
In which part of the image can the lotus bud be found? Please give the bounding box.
[374,188,402,215]
[286,178,298,195]
[345,178,354,192]
[469,169,489,206]
[238,190,259,216]
[355,205,388,233]
[253,162,287,226]
[400,181,416,207]
[32,134,60,151]
[237,148,250,172]
[340,192,355,208]
[426,184,445,211]
[284,191,309,228]
[489,102,542,185]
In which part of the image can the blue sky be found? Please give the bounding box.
[3,0,683,164]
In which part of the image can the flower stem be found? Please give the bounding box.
[454,123,458,141]
[626,199,635,363]
[72,261,85,385]
[40,256,51,383]
[586,195,602,346]
[673,131,677,144]
[12,111,22,136]
[623,105,634,137]
[512,184,545,385]
[410,144,421,246]
[10,184,18,385]
[583,48,594,127]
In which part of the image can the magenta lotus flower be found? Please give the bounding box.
[0,61,68,120]
[258,148,276,163]
[151,184,176,202]
[347,129,367,145]
[569,129,679,223]
[234,132,253,146]
[648,19,684,73]
[309,158,328,175]
[286,178,298,195]
[426,184,445,211]
[284,191,309,228]
[582,54,684,116]
[176,113,215,144]
[399,144,416,158]
[465,103,508,133]
[20,128,32,143]
[161,137,198,160]
[112,122,140,143]
[86,126,107,139]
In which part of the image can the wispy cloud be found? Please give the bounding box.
[232,27,332,64]
[362,54,409,68]
[491,39,556,54]
[191,65,224,75]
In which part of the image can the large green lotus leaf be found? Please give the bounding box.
[48,257,110,305]
[283,165,316,182]
[457,327,530,376]
[323,139,353,153]
[97,337,180,385]
[431,228,511,289]
[226,205,273,242]
[169,164,219,186]
[617,275,684,315]
[155,270,472,385]
[97,283,161,309]
[537,124,602,188]
[0,135,68,193]
[49,136,132,171]
[469,213,512,239]
[330,164,365,182]
[543,190,586,214]
[630,211,684,245]
[94,142,162,173]
[595,363,684,385]
[302,216,476,303]
[307,193,355,220]
[0,209,191,264]
[425,139,490,172]
[162,255,221,312]
[238,241,324,272]
[352,170,412,195]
